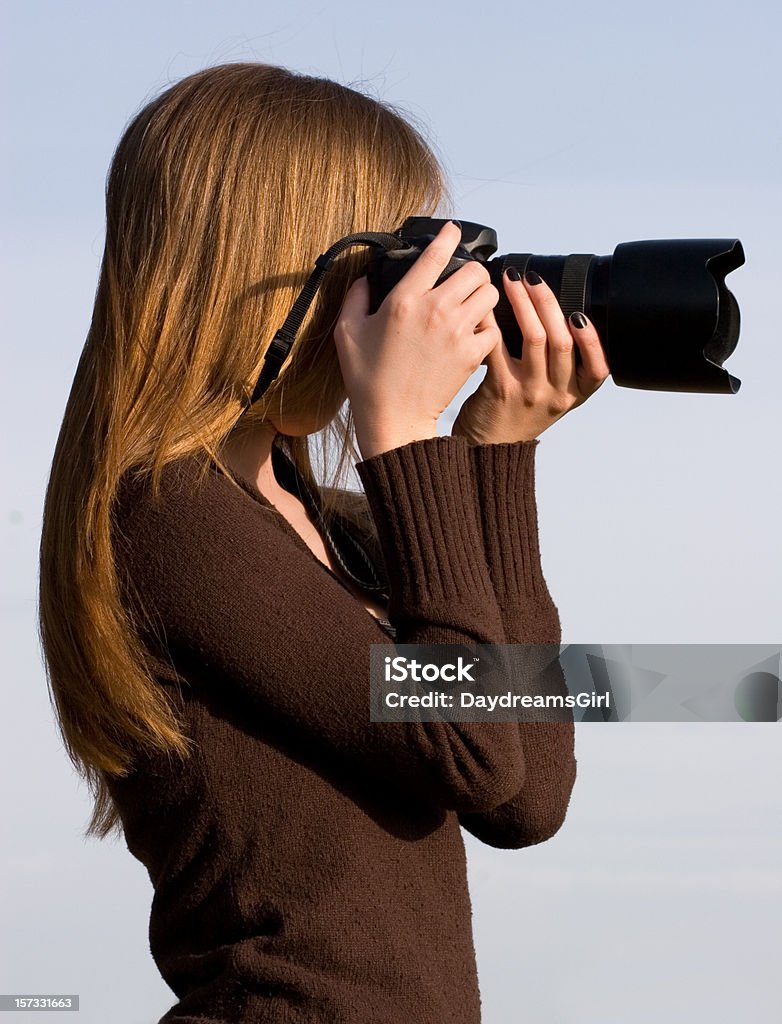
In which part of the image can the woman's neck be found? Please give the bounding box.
[220,421,285,502]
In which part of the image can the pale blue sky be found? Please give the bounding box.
[2,2,780,1021]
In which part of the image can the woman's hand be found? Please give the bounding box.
[451,268,610,446]
[334,221,503,461]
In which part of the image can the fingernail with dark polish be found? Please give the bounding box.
[570,311,588,329]
[505,265,521,281]
[451,219,462,229]
[524,270,542,286]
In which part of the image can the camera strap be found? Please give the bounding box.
[244,231,405,409]
[271,437,390,602]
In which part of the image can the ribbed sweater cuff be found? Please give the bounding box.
[355,436,498,620]
[469,439,548,601]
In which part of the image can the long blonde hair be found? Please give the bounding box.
[38,62,451,840]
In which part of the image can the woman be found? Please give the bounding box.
[38,63,608,1023]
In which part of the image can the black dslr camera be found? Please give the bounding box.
[365,217,745,395]
[248,217,745,406]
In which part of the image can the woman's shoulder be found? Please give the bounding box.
[111,452,319,655]
[112,451,284,568]
[116,449,278,508]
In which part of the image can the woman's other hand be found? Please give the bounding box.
[451,268,610,446]
[334,221,503,460]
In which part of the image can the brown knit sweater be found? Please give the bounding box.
[108,435,576,1024]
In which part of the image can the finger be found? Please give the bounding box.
[522,272,575,393]
[480,321,519,392]
[471,318,505,368]
[397,220,463,294]
[459,279,500,328]
[431,258,491,306]
[568,312,611,396]
[475,306,499,332]
[502,268,548,388]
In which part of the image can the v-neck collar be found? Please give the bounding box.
[209,453,396,640]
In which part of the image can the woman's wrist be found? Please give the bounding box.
[451,418,541,446]
[355,416,440,461]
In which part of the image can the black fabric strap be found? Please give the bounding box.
[246,231,404,409]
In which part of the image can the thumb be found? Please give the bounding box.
[480,323,518,389]
[338,275,371,329]
[475,310,507,371]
